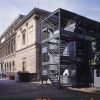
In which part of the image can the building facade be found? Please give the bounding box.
[0,14,25,76]
[0,8,49,79]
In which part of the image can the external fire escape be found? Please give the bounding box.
[41,8,100,87]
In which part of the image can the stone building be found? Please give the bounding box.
[0,8,49,79]
[0,14,25,76]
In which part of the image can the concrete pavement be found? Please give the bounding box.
[0,78,100,99]
[68,87,100,94]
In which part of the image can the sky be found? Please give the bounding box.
[0,0,100,34]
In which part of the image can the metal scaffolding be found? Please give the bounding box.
[41,8,100,87]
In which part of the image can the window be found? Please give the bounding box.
[22,61,26,71]
[7,62,8,73]
[29,25,33,33]
[8,42,10,55]
[22,29,26,45]
[13,40,15,52]
[5,63,6,73]
[11,40,13,54]
[9,62,11,73]
[12,61,15,72]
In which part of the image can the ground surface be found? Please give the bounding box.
[0,78,100,100]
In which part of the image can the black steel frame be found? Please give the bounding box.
[41,8,100,87]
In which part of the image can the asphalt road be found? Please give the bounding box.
[0,79,100,100]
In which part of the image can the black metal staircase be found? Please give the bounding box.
[41,8,96,87]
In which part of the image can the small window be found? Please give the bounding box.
[29,25,33,33]
[22,29,26,45]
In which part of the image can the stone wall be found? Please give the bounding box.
[16,45,36,73]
